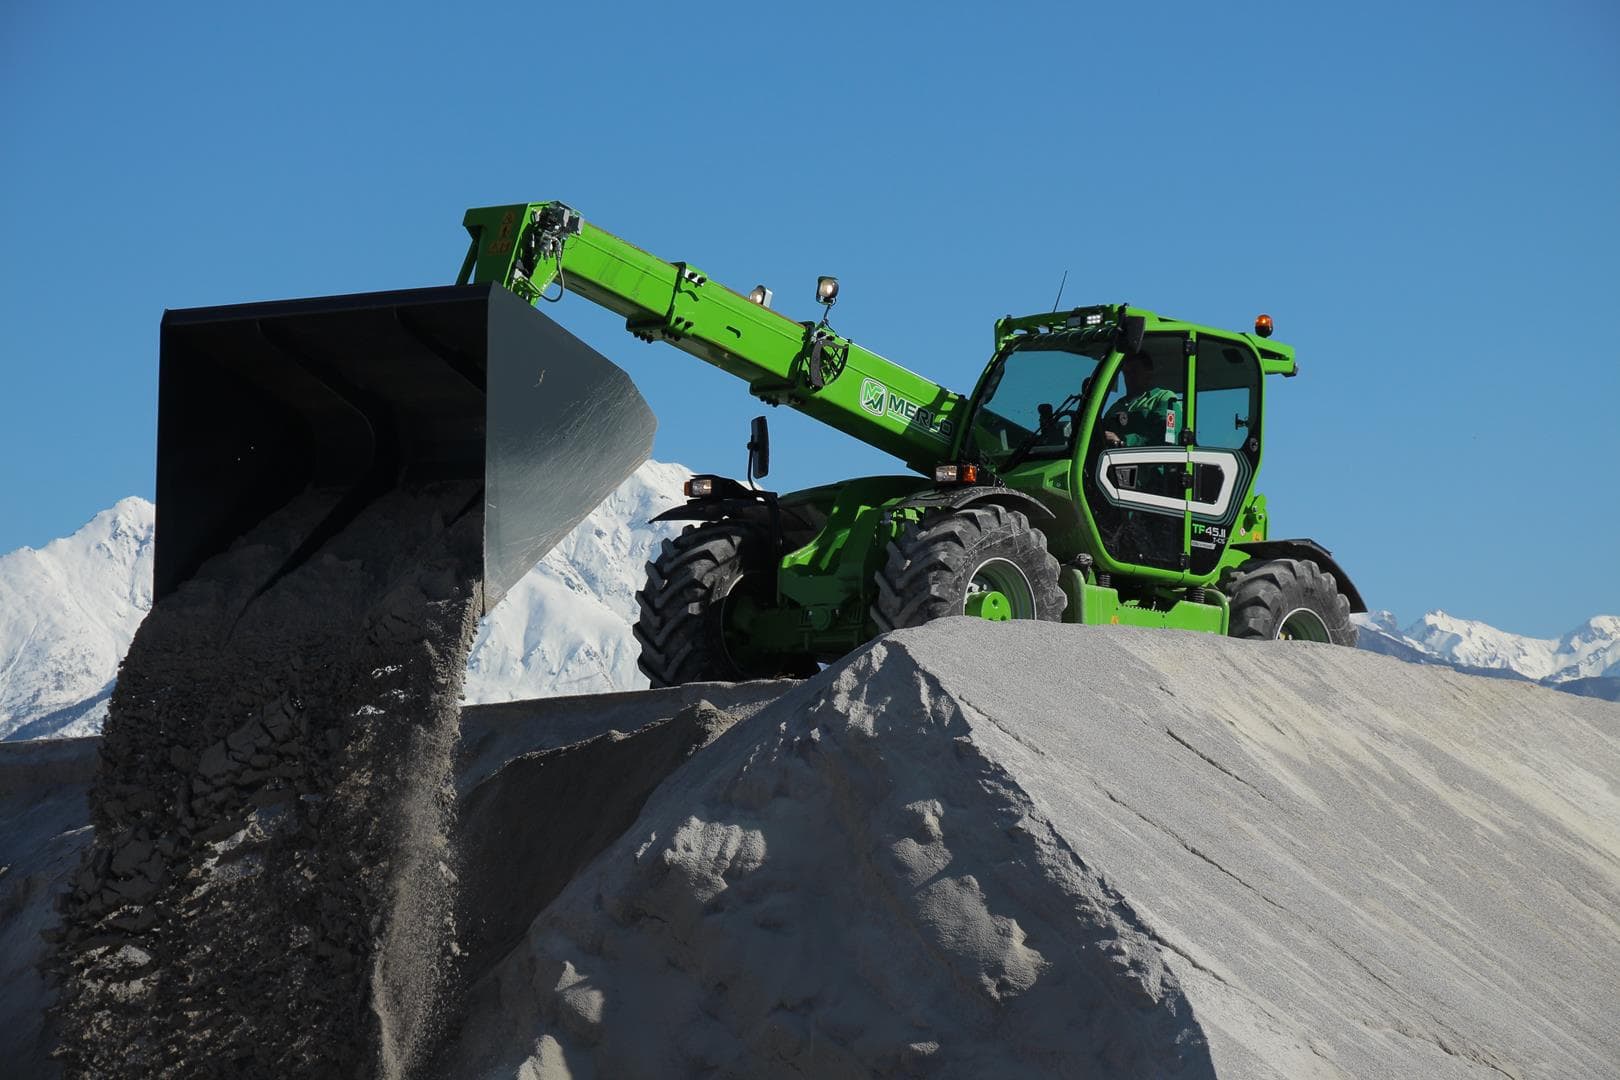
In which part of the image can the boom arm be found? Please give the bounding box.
[459,202,966,473]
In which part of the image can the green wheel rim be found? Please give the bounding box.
[965,558,1036,620]
[1277,606,1330,642]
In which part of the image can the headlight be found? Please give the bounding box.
[932,464,980,484]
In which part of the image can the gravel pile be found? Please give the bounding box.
[0,738,97,1077]
[444,639,1214,1079]
[38,506,1620,1079]
[51,483,484,1079]
[440,620,1620,1079]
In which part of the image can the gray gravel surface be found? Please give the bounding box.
[24,609,1619,1077]
[0,738,97,1079]
[428,693,803,1076]
[455,681,789,796]
[441,619,1620,1079]
[917,622,1620,1078]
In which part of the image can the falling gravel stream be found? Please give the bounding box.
[51,483,484,1079]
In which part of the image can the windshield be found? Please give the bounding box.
[967,334,1113,469]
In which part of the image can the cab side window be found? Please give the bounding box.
[1193,337,1260,450]
[1187,336,1262,577]
[1082,333,1190,572]
[1093,333,1188,451]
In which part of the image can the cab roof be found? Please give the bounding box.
[995,303,1297,377]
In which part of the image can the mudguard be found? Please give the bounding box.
[897,484,1057,524]
[1231,539,1367,613]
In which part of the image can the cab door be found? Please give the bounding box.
[1084,331,1192,574]
[1186,333,1263,576]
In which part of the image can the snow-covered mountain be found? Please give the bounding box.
[0,462,690,741]
[1355,610,1620,700]
[462,459,688,701]
[4,476,1617,742]
[0,497,154,740]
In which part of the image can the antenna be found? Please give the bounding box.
[1050,269,1069,313]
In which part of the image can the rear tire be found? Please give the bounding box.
[1223,557,1357,646]
[634,521,813,687]
[872,505,1067,631]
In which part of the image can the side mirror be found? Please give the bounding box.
[747,415,770,482]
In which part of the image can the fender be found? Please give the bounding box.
[896,484,1057,525]
[649,496,773,527]
[648,476,824,552]
[1231,538,1367,613]
[649,474,774,527]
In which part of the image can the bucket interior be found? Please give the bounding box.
[156,284,654,611]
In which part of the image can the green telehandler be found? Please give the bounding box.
[457,201,1365,686]
[151,200,1363,687]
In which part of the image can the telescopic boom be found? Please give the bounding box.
[459,201,967,474]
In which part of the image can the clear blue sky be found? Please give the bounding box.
[2,1,1616,638]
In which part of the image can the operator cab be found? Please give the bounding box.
[961,305,1269,581]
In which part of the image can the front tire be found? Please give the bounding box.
[634,522,812,687]
[1224,557,1357,646]
[871,505,1067,632]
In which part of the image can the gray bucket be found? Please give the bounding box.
[155,283,654,613]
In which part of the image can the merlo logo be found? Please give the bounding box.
[860,378,886,416]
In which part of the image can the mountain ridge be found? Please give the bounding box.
[3,479,1616,739]
[0,496,154,740]
[1354,609,1620,699]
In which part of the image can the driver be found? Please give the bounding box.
[1102,351,1180,447]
